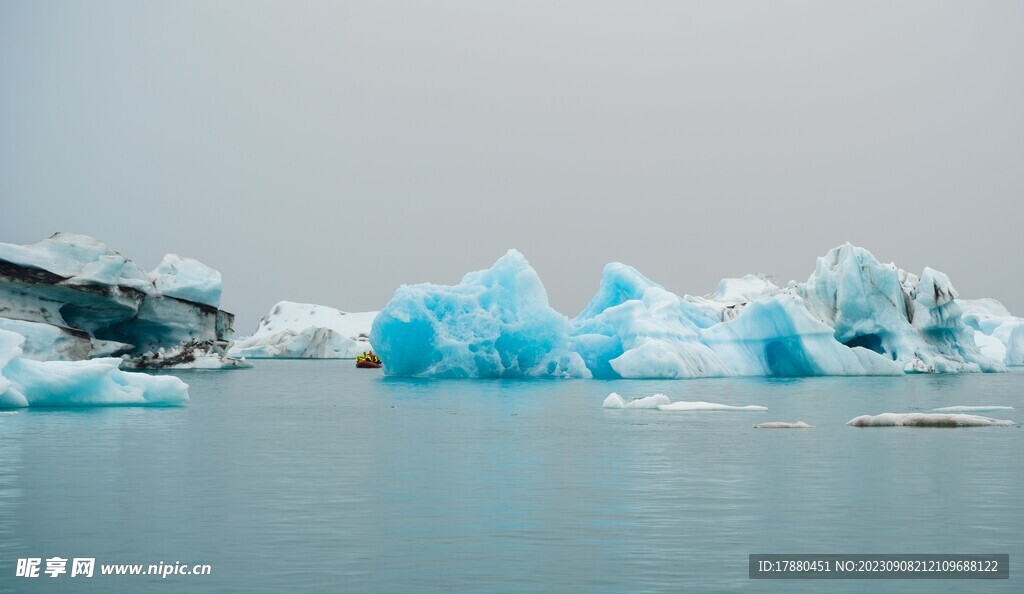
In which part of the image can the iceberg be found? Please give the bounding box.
[657,401,768,412]
[753,421,813,429]
[369,250,589,378]
[602,392,671,409]
[796,244,999,374]
[373,243,1011,379]
[0,233,243,369]
[0,329,188,408]
[228,301,378,359]
[847,413,1017,427]
[959,298,1024,366]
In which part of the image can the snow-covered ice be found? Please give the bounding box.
[373,243,1012,379]
[229,301,377,359]
[602,392,671,409]
[846,413,1017,427]
[753,421,813,429]
[657,401,768,412]
[0,329,189,407]
[931,405,1014,413]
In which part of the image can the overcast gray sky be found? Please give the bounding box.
[2,1,1022,333]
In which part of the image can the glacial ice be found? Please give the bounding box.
[847,413,1017,427]
[657,401,768,412]
[959,298,1024,366]
[150,254,222,308]
[228,301,378,359]
[0,233,243,369]
[373,243,1014,379]
[753,421,813,429]
[602,392,671,409]
[0,232,151,291]
[369,250,589,378]
[0,317,127,360]
[931,405,1014,413]
[0,329,189,408]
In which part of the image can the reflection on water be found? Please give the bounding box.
[1,363,1022,593]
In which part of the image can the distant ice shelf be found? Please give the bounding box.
[371,243,1019,379]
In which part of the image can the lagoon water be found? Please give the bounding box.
[2,362,1023,593]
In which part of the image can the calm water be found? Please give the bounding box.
[1,362,1022,593]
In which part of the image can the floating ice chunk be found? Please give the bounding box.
[657,400,767,412]
[602,392,671,409]
[0,329,189,408]
[933,403,1011,413]
[229,301,378,359]
[150,254,222,308]
[753,421,813,429]
[846,413,1017,427]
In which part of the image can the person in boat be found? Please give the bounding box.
[357,351,382,364]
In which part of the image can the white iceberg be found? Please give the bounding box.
[0,233,244,369]
[602,392,671,409]
[753,421,813,429]
[657,401,767,412]
[846,413,1017,427]
[228,301,378,359]
[0,329,188,408]
[372,243,1010,379]
[931,405,1014,413]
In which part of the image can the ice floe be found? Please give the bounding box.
[601,392,671,409]
[846,413,1017,427]
[931,405,1014,413]
[657,401,768,412]
[753,421,813,429]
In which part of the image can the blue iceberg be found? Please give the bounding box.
[372,244,1012,379]
[369,250,588,378]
